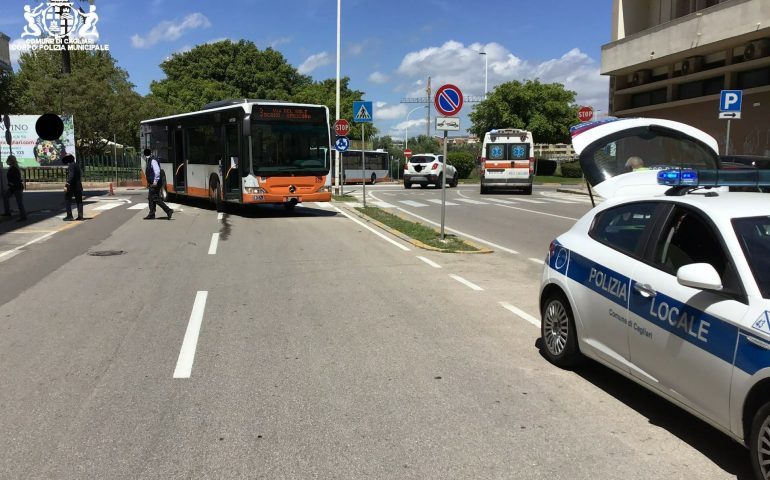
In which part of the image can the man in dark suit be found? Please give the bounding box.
[62,154,83,221]
[1,155,27,222]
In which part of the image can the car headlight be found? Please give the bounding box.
[244,187,266,194]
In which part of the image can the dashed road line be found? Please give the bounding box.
[528,257,545,265]
[417,256,442,268]
[0,231,56,261]
[217,212,224,220]
[399,200,428,207]
[500,302,540,328]
[173,291,209,379]
[208,233,219,255]
[449,274,483,291]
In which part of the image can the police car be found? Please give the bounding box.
[539,117,770,480]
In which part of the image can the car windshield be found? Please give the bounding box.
[579,126,718,186]
[410,156,435,163]
[251,123,330,176]
[732,216,770,299]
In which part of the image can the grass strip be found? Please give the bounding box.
[532,175,583,185]
[356,206,479,252]
[333,194,358,202]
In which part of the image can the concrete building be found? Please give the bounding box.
[534,143,576,160]
[603,0,770,155]
[0,32,11,73]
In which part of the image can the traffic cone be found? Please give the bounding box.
[109,182,114,196]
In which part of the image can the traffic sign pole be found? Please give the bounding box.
[726,119,731,156]
[441,130,447,240]
[361,124,366,208]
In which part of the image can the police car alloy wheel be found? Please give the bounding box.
[541,291,581,367]
[751,402,770,480]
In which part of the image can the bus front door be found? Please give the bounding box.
[224,124,241,202]
[172,129,187,194]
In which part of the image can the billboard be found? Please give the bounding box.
[0,115,76,167]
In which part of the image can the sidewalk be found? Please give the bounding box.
[0,187,142,223]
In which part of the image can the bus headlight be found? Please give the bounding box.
[318,185,332,192]
[244,187,266,194]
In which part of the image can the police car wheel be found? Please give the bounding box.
[750,402,770,480]
[541,291,581,367]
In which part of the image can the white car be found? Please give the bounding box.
[539,117,770,480]
[403,154,458,189]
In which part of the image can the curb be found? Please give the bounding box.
[335,203,493,254]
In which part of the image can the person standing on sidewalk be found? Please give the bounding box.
[1,155,27,222]
[143,149,172,220]
[62,154,83,221]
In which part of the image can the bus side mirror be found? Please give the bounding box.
[242,115,251,138]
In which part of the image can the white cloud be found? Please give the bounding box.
[388,118,428,137]
[131,13,211,48]
[269,37,293,49]
[368,71,389,84]
[396,40,608,111]
[8,39,30,66]
[374,103,408,121]
[297,51,331,74]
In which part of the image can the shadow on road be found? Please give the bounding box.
[168,194,338,219]
[0,189,110,234]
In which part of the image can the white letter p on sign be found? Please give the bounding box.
[725,92,739,109]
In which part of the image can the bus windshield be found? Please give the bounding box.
[251,122,330,176]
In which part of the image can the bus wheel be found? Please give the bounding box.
[371,173,377,185]
[283,202,296,211]
[209,180,222,212]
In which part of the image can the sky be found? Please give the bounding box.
[3,0,613,139]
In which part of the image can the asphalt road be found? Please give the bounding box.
[0,188,752,479]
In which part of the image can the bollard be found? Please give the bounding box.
[109,182,114,196]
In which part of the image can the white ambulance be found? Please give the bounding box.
[479,128,535,195]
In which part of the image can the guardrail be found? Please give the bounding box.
[21,154,141,184]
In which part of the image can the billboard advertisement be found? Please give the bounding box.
[0,115,76,167]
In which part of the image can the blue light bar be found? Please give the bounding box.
[657,168,770,188]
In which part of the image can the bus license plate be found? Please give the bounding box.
[252,195,264,201]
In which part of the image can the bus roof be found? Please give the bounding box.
[140,99,329,125]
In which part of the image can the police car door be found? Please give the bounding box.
[628,204,747,427]
[571,201,660,371]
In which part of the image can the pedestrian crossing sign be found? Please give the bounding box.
[353,101,373,123]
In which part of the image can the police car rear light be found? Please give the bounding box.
[657,168,770,188]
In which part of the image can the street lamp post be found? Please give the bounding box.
[479,51,488,99]
[335,0,341,195]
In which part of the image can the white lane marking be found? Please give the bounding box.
[208,233,219,255]
[426,199,458,206]
[128,203,147,210]
[486,198,517,205]
[173,291,209,379]
[539,197,577,204]
[0,231,56,260]
[334,207,411,251]
[399,200,428,207]
[93,203,122,211]
[217,212,224,220]
[417,256,442,268]
[491,203,579,221]
[456,198,488,205]
[500,302,540,328]
[372,201,395,208]
[529,257,545,265]
[449,274,484,291]
[510,198,546,204]
[393,207,519,254]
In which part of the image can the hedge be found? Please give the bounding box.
[535,158,557,176]
[447,151,477,179]
[560,161,584,178]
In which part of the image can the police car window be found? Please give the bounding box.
[654,207,740,294]
[589,203,657,256]
[732,216,770,299]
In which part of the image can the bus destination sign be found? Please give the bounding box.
[253,106,324,122]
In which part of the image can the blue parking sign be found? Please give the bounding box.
[720,90,742,112]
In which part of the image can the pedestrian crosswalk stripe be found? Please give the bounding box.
[538,197,577,204]
[94,203,122,211]
[127,203,147,210]
[486,198,517,205]
[456,198,488,205]
[426,199,458,206]
[399,200,428,207]
[373,201,395,208]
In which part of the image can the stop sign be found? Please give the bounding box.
[334,119,350,136]
[578,106,594,122]
[404,149,412,158]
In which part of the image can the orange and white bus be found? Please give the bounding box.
[140,99,332,210]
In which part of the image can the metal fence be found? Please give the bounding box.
[23,153,141,184]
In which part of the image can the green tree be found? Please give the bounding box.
[0,70,15,115]
[151,40,312,112]
[293,77,376,139]
[468,80,579,144]
[13,49,145,155]
[407,135,440,154]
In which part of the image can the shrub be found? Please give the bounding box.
[447,151,477,179]
[535,158,557,176]
[560,160,584,178]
